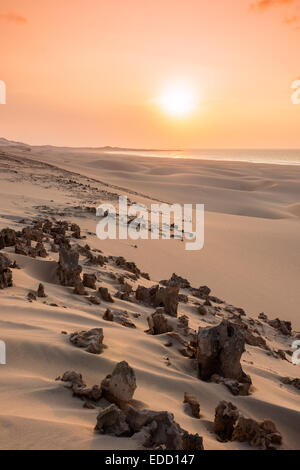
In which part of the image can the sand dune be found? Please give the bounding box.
[0,143,299,450]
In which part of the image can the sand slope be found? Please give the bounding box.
[0,144,299,450]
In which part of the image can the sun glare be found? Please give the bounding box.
[158,84,195,117]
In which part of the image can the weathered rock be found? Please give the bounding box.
[57,247,82,287]
[0,228,17,247]
[36,242,48,258]
[37,283,47,298]
[101,361,137,406]
[183,393,200,419]
[268,318,292,336]
[27,292,37,301]
[244,330,268,350]
[153,286,179,317]
[214,401,239,442]
[178,293,189,304]
[103,309,136,328]
[160,273,190,289]
[98,287,114,303]
[73,279,87,296]
[22,226,43,243]
[281,377,300,391]
[136,285,179,317]
[59,370,102,401]
[69,328,104,354]
[126,407,204,450]
[103,308,114,321]
[147,311,173,335]
[211,375,249,396]
[0,253,13,289]
[197,305,207,316]
[197,320,252,395]
[88,295,101,305]
[258,312,268,322]
[86,253,105,266]
[115,290,132,301]
[95,404,130,436]
[71,223,81,239]
[115,256,141,277]
[59,370,86,388]
[192,285,211,299]
[232,416,282,450]
[50,243,58,253]
[83,273,97,290]
[15,244,28,256]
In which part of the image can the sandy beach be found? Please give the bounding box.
[0,141,299,450]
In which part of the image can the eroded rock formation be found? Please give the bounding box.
[197,320,252,395]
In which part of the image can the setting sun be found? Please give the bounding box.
[158,84,196,117]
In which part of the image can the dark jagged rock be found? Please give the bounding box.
[69,328,104,354]
[147,311,173,335]
[124,406,204,450]
[57,247,82,287]
[36,242,48,258]
[101,361,137,406]
[268,318,292,336]
[0,253,13,289]
[58,371,102,402]
[281,377,300,391]
[192,286,211,299]
[22,226,43,243]
[197,304,207,316]
[115,256,141,278]
[83,273,97,290]
[232,416,282,450]
[71,223,81,239]
[160,273,190,289]
[98,287,114,303]
[27,292,37,301]
[214,401,239,442]
[0,228,17,248]
[37,283,47,298]
[244,330,268,350]
[73,279,87,295]
[103,308,114,321]
[197,320,252,395]
[136,285,179,317]
[88,295,101,305]
[214,401,282,449]
[183,393,200,419]
[95,404,130,436]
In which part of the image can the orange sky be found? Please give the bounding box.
[0,0,300,148]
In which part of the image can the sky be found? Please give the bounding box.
[0,0,300,149]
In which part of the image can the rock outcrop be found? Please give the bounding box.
[214,401,239,442]
[147,311,173,335]
[98,287,114,303]
[160,273,190,289]
[69,328,104,354]
[83,273,97,290]
[183,393,200,419]
[101,361,137,406]
[0,253,13,289]
[0,228,17,248]
[197,320,252,395]
[58,370,102,402]
[57,247,82,287]
[37,283,47,298]
[136,285,179,317]
[214,401,282,449]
